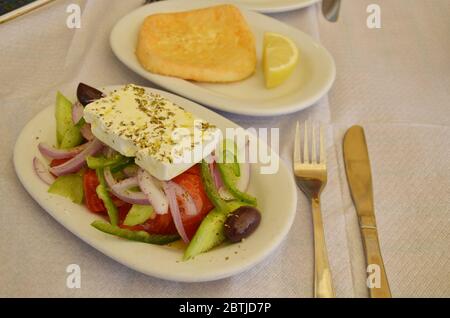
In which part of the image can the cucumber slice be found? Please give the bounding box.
[86,154,130,170]
[183,201,248,260]
[48,174,84,204]
[123,205,154,226]
[91,221,179,245]
[55,92,75,145]
[183,210,227,261]
[60,125,83,149]
[95,168,119,226]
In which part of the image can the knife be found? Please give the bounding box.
[322,0,341,23]
[0,0,56,25]
[343,126,392,298]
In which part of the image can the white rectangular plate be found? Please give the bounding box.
[14,86,297,282]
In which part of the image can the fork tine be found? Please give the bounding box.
[320,124,326,164]
[294,121,301,163]
[303,121,309,163]
[312,123,317,163]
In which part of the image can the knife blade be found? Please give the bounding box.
[343,125,392,298]
[322,0,341,23]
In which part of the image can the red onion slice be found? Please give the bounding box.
[104,168,150,205]
[102,146,118,158]
[80,124,94,141]
[211,161,234,200]
[137,169,169,214]
[38,142,88,159]
[111,177,139,193]
[33,157,55,185]
[123,165,138,177]
[49,138,103,176]
[109,188,149,205]
[72,101,84,125]
[103,168,117,187]
[164,182,190,243]
[209,161,223,189]
[171,181,199,216]
[209,156,232,200]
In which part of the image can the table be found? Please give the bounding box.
[1,0,449,297]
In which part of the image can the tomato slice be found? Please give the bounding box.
[49,158,72,178]
[82,169,129,214]
[50,158,71,167]
[173,170,213,215]
[174,171,214,239]
[122,212,177,235]
[83,169,106,213]
[144,213,177,235]
[183,164,201,176]
[120,164,214,239]
[118,203,132,223]
[111,195,128,208]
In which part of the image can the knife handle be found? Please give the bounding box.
[361,227,392,298]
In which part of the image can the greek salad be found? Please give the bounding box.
[33,83,261,260]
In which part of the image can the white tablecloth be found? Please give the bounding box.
[1,0,449,297]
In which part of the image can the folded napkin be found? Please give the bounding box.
[320,0,450,297]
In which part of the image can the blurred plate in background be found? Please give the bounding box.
[212,0,320,13]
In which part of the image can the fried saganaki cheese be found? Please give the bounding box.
[136,5,257,83]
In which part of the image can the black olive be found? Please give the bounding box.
[77,83,104,106]
[224,206,261,243]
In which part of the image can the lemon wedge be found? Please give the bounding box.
[263,32,299,89]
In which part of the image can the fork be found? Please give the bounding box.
[294,121,335,298]
[322,0,341,22]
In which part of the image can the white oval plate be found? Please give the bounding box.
[212,0,320,13]
[14,86,297,282]
[110,0,335,117]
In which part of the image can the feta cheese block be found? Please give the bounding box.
[83,84,220,180]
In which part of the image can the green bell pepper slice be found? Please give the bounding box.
[87,154,132,170]
[91,221,179,245]
[217,162,257,206]
[200,160,229,214]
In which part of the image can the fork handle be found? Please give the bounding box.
[311,198,335,298]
